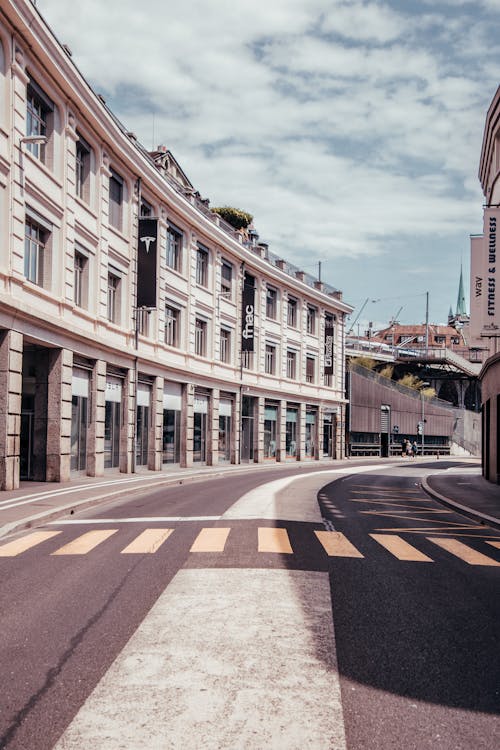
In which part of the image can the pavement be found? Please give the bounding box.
[0,456,499,541]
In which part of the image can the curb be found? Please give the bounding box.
[421,476,500,531]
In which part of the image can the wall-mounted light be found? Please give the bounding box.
[19,135,48,146]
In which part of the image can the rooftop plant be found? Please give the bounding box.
[212,206,253,231]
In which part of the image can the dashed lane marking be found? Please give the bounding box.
[314,531,364,558]
[51,529,118,555]
[258,527,293,554]
[370,534,433,562]
[428,537,500,566]
[0,530,61,557]
[190,527,231,553]
[121,529,174,554]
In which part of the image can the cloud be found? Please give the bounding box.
[36,0,500,323]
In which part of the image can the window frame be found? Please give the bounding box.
[26,78,53,164]
[220,327,231,363]
[75,133,91,202]
[195,317,207,357]
[221,259,233,298]
[265,343,277,375]
[266,286,278,320]
[286,349,297,379]
[306,354,316,383]
[107,270,121,324]
[287,297,298,328]
[165,304,180,347]
[166,224,183,273]
[306,305,317,335]
[196,245,209,287]
[109,168,124,231]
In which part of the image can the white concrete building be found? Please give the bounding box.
[0,0,352,490]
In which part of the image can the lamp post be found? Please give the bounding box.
[420,381,430,457]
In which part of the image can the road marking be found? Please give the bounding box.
[52,569,347,750]
[370,534,433,562]
[50,516,221,524]
[190,527,230,552]
[428,537,500,566]
[0,530,61,557]
[121,529,173,554]
[258,527,293,554]
[51,530,118,555]
[486,541,500,550]
[314,531,364,558]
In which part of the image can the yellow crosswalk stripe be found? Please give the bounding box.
[487,541,500,550]
[121,529,174,554]
[0,530,61,557]
[190,528,230,553]
[314,531,364,558]
[51,530,118,555]
[258,528,293,554]
[370,534,433,562]
[428,537,500,566]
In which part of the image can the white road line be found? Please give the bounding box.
[52,569,347,750]
[50,516,222,524]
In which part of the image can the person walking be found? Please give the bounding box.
[411,440,418,458]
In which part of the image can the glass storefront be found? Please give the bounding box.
[264,404,278,460]
[322,412,336,458]
[136,382,151,467]
[163,382,182,464]
[305,410,316,458]
[286,408,298,458]
[70,368,89,473]
[193,393,208,463]
[219,399,232,463]
[104,376,121,469]
[241,396,255,463]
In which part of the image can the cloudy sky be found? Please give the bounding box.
[38,0,500,330]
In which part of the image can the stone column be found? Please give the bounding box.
[121,368,134,474]
[0,331,23,490]
[255,396,265,463]
[298,402,306,462]
[87,359,106,477]
[183,384,194,468]
[46,348,73,482]
[209,388,219,466]
[150,376,163,471]
[277,399,286,462]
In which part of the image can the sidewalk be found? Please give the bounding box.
[422,461,500,530]
[1,457,499,540]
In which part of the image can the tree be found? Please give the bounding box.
[211,206,253,231]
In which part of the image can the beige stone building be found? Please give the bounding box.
[0,0,352,490]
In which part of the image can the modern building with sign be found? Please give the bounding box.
[474,85,500,483]
[0,0,352,490]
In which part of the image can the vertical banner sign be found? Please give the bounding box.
[241,273,255,352]
[484,206,499,327]
[137,218,158,308]
[324,325,334,375]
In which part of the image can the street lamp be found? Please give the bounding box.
[420,382,430,457]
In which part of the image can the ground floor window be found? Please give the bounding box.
[219,399,232,462]
[241,396,255,462]
[163,409,181,464]
[194,393,208,463]
[71,368,90,473]
[136,383,151,467]
[105,376,122,469]
[264,404,278,459]
[286,408,298,458]
[305,410,316,457]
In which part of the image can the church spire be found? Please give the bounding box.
[455,265,467,317]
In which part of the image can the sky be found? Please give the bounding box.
[37,0,500,331]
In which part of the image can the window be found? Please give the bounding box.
[306,306,317,335]
[74,249,88,307]
[266,286,277,319]
[75,134,91,202]
[306,355,316,383]
[220,327,231,363]
[166,225,183,272]
[107,271,121,323]
[26,78,53,164]
[287,297,297,328]
[196,246,209,286]
[434,335,445,344]
[24,218,48,287]
[140,199,152,217]
[195,318,207,356]
[221,260,233,297]
[265,343,276,375]
[242,350,254,370]
[165,305,180,347]
[287,349,297,379]
[109,169,123,231]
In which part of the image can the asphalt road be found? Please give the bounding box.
[318,461,500,750]
[0,460,499,749]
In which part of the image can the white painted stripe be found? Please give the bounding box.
[52,569,347,750]
[49,516,222,525]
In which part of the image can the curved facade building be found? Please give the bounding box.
[0,0,352,489]
[474,85,500,483]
